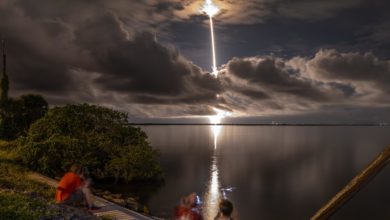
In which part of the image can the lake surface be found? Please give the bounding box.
[138,126,390,220]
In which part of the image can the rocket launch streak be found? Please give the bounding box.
[209,16,217,75]
[202,0,220,77]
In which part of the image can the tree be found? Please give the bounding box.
[17,104,163,182]
[1,39,8,104]
[0,72,8,104]
[0,95,48,140]
[0,99,17,140]
[18,94,48,134]
[0,40,48,140]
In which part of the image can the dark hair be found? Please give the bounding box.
[219,199,233,216]
[80,166,90,179]
[69,164,81,174]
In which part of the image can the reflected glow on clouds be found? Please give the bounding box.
[201,0,220,17]
[208,108,232,124]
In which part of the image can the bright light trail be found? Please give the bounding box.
[201,1,230,211]
[209,16,217,75]
[208,108,231,149]
[202,0,220,77]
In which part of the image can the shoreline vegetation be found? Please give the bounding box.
[0,58,163,219]
[0,104,164,219]
[0,141,101,219]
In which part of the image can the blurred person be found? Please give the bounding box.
[174,192,203,220]
[55,164,98,210]
[214,199,234,220]
[79,166,97,210]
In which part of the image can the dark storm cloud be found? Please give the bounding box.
[276,0,364,21]
[306,49,390,92]
[1,0,390,120]
[234,88,269,101]
[73,13,222,101]
[171,0,366,25]
[124,103,216,118]
[0,4,82,93]
[325,82,356,98]
[308,50,390,81]
[0,0,223,116]
[216,50,390,116]
[364,21,390,45]
[224,56,328,101]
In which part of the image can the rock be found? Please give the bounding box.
[125,198,141,211]
[50,204,99,220]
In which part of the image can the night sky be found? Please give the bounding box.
[1,0,390,123]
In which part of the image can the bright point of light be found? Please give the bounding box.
[208,108,230,149]
[208,108,231,125]
[211,125,222,149]
[202,0,220,17]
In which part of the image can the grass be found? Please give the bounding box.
[0,191,54,220]
[0,140,58,220]
[0,140,140,220]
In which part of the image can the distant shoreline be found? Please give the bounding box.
[128,123,390,126]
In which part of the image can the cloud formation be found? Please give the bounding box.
[170,0,365,25]
[217,49,390,116]
[1,0,224,117]
[1,0,389,121]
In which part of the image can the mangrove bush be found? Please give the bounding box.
[17,104,163,182]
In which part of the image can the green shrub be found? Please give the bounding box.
[0,192,52,220]
[0,94,48,140]
[17,104,163,182]
[0,161,57,220]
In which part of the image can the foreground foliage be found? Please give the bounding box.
[0,94,48,140]
[0,191,53,220]
[0,141,100,220]
[0,141,57,219]
[17,104,163,182]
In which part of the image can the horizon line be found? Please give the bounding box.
[127,123,389,126]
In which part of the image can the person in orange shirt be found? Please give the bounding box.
[55,164,96,209]
[174,192,203,220]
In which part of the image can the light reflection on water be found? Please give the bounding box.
[203,125,223,219]
[141,126,390,220]
[211,125,222,150]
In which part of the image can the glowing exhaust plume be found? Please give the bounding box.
[202,0,220,17]
[208,108,231,149]
[202,0,220,77]
[208,108,230,125]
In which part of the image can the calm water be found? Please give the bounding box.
[138,126,390,220]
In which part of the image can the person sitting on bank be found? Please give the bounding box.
[214,199,234,220]
[55,164,97,210]
[174,192,203,220]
